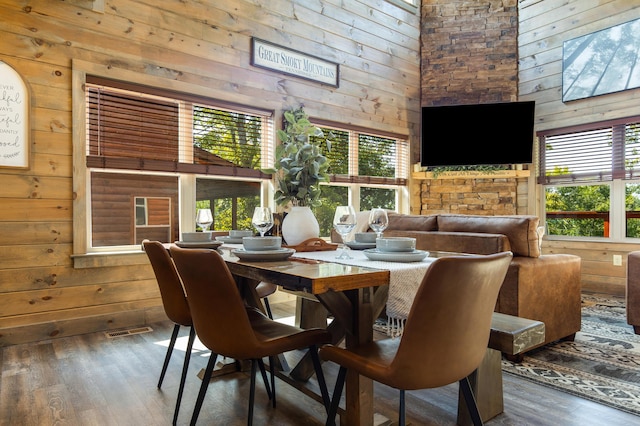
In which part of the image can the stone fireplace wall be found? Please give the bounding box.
[417,1,525,216]
[410,171,530,216]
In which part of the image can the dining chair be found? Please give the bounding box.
[169,246,332,426]
[255,281,277,319]
[142,240,196,426]
[319,251,513,426]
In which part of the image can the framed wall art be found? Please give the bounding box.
[250,38,339,87]
[563,18,640,102]
[0,61,30,168]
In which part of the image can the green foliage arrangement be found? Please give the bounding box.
[427,164,508,178]
[265,107,335,207]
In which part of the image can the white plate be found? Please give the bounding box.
[215,236,246,244]
[345,241,377,250]
[363,248,429,262]
[174,241,223,249]
[232,248,296,261]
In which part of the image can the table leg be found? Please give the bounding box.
[317,287,375,426]
[457,348,503,425]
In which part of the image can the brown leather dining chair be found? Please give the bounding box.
[169,246,332,426]
[142,240,196,426]
[319,251,513,426]
[255,281,277,319]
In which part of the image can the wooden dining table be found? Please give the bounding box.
[216,245,545,426]
[218,245,390,425]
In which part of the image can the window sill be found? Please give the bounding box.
[72,250,148,269]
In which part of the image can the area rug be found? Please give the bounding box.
[501,294,640,417]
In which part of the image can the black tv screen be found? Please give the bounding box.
[420,101,535,167]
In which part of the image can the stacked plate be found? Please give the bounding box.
[216,229,253,244]
[345,232,377,250]
[363,237,428,262]
[232,236,295,261]
[233,248,296,261]
[346,241,377,250]
[174,240,223,249]
[175,231,223,249]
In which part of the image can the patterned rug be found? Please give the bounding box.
[502,294,640,417]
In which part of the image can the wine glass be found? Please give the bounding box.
[195,208,213,232]
[369,208,389,239]
[252,207,274,237]
[333,205,357,259]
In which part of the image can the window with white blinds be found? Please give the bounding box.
[538,116,640,184]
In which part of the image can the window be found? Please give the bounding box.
[84,77,273,250]
[134,197,172,244]
[77,75,408,253]
[385,0,419,13]
[313,122,409,236]
[538,116,640,239]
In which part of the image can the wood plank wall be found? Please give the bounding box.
[2,0,637,346]
[0,0,420,345]
[519,0,640,295]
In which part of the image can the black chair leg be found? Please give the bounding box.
[459,377,484,426]
[190,353,218,426]
[399,389,406,426]
[268,356,276,408]
[263,297,273,319]
[248,359,257,426]
[257,357,273,402]
[158,324,180,388]
[173,326,195,426]
[325,366,347,426]
[309,345,330,413]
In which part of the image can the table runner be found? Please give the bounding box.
[291,250,435,336]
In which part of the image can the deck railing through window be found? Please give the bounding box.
[545,211,640,237]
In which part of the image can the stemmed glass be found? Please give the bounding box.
[369,208,389,239]
[195,208,213,232]
[333,205,357,259]
[252,207,274,237]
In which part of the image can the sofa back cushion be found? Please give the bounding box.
[385,230,510,255]
[386,213,438,232]
[437,214,540,257]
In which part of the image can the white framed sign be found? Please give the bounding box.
[250,38,339,87]
[0,61,29,168]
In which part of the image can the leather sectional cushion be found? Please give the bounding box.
[386,213,437,232]
[436,214,540,257]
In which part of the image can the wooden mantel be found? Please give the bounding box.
[412,169,530,180]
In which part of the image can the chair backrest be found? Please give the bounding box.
[143,240,192,326]
[391,251,512,390]
[169,246,262,359]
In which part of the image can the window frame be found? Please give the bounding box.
[538,115,640,242]
[72,62,275,261]
[385,0,419,14]
[312,120,410,214]
[72,60,410,265]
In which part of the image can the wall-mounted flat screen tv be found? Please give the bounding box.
[420,101,535,167]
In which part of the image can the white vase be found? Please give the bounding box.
[281,206,320,246]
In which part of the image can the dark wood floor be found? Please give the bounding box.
[1,300,639,426]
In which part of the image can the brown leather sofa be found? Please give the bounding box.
[627,251,640,334]
[354,213,583,353]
